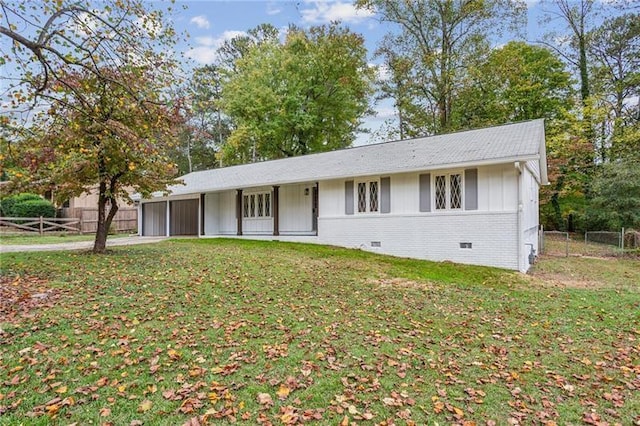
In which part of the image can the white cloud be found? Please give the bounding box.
[301,1,375,24]
[190,15,210,29]
[266,2,282,16]
[185,30,247,64]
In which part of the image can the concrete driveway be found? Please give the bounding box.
[0,236,168,253]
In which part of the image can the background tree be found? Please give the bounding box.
[6,68,181,253]
[583,160,640,231]
[219,24,373,164]
[587,12,640,163]
[539,0,597,106]
[454,41,573,127]
[357,0,526,135]
[172,65,231,174]
[216,23,280,72]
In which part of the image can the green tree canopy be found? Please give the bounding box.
[584,160,640,230]
[454,41,574,127]
[357,0,527,135]
[219,24,374,164]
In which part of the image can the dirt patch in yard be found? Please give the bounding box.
[366,277,434,290]
[525,272,606,289]
[0,275,61,325]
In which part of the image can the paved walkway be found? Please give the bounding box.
[0,236,167,253]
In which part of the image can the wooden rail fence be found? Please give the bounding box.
[0,217,81,234]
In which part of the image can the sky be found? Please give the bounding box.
[168,0,553,144]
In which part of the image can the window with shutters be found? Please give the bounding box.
[243,191,272,218]
[355,180,379,214]
[435,173,463,210]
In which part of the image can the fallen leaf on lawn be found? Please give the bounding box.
[100,407,111,417]
[276,385,290,400]
[257,392,273,408]
[138,399,152,412]
[340,415,349,426]
[55,385,68,394]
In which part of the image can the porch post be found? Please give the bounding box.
[200,193,205,236]
[236,189,243,236]
[273,185,280,236]
[165,200,170,237]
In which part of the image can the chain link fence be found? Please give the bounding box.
[540,228,639,257]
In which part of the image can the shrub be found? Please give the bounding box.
[12,199,56,218]
[0,193,42,217]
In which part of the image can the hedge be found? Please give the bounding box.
[11,199,57,219]
[0,193,42,217]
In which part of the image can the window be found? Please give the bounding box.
[356,180,379,214]
[369,181,379,212]
[435,173,462,210]
[264,193,271,216]
[243,191,272,218]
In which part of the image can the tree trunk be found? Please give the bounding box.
[93,177,121,253]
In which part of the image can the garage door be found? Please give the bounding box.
[142,202,167,236]
[170,199,198,236]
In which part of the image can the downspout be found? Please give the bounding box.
[515,162,523,272]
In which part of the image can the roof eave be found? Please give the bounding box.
[143,154,541,200]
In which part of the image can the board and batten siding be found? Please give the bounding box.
[279,183,314,235]
[521,165,540,269]
[203,191,237,235]
[317,164,521,270]
[319,164,518,217]
[142,201,167,236]
[202,183,315,236]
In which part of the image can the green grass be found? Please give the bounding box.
[0,233,129,246]
[1,239,638,425]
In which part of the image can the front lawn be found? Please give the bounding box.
[1,239,638,425]
[0,232,129,246]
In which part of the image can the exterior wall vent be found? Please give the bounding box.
[371,241,381,248]
[459,242,472,249]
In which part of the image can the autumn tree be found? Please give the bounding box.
[0,0,181,251]
[357,0,526,135]
[219,24,373,164]
[7,68,180,253]
[0,0,178,119]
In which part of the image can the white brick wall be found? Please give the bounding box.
[318,211,519,270]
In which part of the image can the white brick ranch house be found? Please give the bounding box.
[138,119,548,272]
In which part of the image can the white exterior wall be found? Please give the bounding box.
[318,213,518,270]
[204,191,236,235]
[242,186,273,235]
[202,184,315,236]
[318,164,522,270]
[520,165,540,271]
[180,162,540,272]
[279,183,314,235]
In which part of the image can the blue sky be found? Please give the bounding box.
[170,0,552,143]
